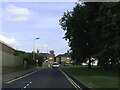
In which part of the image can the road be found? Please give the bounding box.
[2,68,78,90]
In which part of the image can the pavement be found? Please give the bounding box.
[2,68,79,90]
[2,67,39,83]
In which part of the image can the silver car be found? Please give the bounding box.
[52,62,60,68]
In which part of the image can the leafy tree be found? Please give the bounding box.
[60,3,101,68]
[49,50,55,55]
[35,53,44,66]
[59,2,120,69]
[15,50,44,66]
[94,2,120,69]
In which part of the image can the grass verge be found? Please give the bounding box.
[62,66,119,89]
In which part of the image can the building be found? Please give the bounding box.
[56,53,73,65]
[39,53,55,62]
[39,52,55,68]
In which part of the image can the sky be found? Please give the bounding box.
[0,1,77,55]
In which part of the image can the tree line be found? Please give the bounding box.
[15,50,44,67]
[59,2,120,69]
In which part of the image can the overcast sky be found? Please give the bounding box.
[0,1,77,55]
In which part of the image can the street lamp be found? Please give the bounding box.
[33,37,40,60]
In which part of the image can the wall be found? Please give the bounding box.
[2,52,23,67]
[0,42,2,67]
[56,57,60,62]
[0,42,23,67]
[47,54,55,62]
[0,42,2,90]
[56,57,71,64]
[61,57,71,63]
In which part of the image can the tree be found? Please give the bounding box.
[60,3,101,68]
[15,50,44,66]
[35,53,44,66]
[49,50,55,55]
[59,2,120,69]
[93,2,120,69]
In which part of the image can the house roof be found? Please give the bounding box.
[56,53,70,57]
[39,53,50,57]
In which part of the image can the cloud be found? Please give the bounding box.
[0,34,18,46]
[5,4,30,22]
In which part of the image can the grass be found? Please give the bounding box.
[62,65,119,88]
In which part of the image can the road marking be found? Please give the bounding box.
[26,84,29,86]
[23,86,27,88]
[6,70,39,84]
[21,81,32,90]
[60,69,82,90]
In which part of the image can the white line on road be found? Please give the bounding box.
[60,69,82,90]
[23,86,27,88]
[26,84,30,86]
[21,81,32,90]
[6,70,39,84]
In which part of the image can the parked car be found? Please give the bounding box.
[52,62,60,68]
[65,63,72,66]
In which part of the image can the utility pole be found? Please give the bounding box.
[33,37,39,60]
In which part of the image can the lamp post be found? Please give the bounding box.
[33,37,39,60]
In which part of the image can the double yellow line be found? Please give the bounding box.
[60,69,82,90]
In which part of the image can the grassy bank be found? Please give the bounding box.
[62,66,119,89]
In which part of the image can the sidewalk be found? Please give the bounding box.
[2,67,40,83]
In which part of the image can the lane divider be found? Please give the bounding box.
[60,69,82,90]
[21,82,32,90]
[5,70,40,84]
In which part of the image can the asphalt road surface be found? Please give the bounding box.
[2,68,78,90]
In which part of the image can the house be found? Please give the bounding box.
[39,52,55,68]
[39,52,55,62]
[39,53,50,60]
[56,53,73,65]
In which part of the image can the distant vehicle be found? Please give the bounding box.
[65,63,71,66]
[52,62,60,68]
